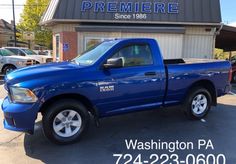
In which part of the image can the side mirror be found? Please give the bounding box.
[103,57,124,69]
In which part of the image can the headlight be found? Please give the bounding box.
[10,87,38,103]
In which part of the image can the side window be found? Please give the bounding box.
[7,49,18,55]
[19,50,26,56]
[0,50,2,56]
[111,44,153,67]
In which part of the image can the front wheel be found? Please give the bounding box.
[3,65,16,75]
[184,87,212,119]
[42,99,90,145]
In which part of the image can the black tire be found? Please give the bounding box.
[42,99,90,145]
[3,65,16,75]
[184,87,212,120]
[232,72,236,83]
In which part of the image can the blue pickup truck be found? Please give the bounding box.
[2,38,231,144]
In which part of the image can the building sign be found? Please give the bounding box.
[63,43,69,52]
[23,32,35,41]
[81,1,179,21]
[50,0,221,24]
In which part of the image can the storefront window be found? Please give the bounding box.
[75,40,119,65]
[85,38,101,50]
[85,37,113,51]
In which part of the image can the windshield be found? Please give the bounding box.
[74,40,118,65]
[22,49,37,55]
[0,49,15,56]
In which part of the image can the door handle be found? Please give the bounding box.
[145,72,157,76]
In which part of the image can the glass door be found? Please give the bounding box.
[55,34,60,61]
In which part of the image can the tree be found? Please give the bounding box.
[17,0,52,48]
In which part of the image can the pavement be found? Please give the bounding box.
[0,83,235,164]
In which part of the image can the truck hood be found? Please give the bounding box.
[6,62,86,85]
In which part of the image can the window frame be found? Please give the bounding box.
[105,43,154,69]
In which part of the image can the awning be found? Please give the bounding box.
[216,25,236,51]
[75,24,186,33]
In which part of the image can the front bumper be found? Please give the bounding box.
[1,97,38,134]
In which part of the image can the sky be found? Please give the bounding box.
[0,0,236,25]
[220,0,236,25]
[0,0,26,23]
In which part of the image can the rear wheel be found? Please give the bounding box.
[3,65,16,74]
[42,99,90,145]
[184,87,212,119]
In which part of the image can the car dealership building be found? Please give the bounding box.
[40,0,222,61]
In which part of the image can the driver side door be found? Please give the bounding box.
[96,43,164,116]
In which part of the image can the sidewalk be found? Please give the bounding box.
[0,84,22,147]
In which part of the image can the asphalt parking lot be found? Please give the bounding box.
[0,82,235,164]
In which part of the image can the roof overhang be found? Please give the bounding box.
[40,19,222,27]
[75,25,186,33]
[216,25,236,51]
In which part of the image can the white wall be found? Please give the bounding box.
[78,32,184,59]
[183,27,215,59]
[77,26,215,59]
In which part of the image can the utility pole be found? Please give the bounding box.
[12,0,17,47]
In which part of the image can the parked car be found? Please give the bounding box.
[2,38,231,144]
[0,48,37,74]
[3,47,53,64]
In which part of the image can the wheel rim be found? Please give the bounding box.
[53,110,82,138]
[6,68,14,74]
[191,94,208,115]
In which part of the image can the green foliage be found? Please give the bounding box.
[17,0,52,48]
[214,49,236,60]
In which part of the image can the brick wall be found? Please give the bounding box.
[52,31,78,62]
[61,31,78,61]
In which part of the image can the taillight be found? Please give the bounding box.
[229,68,232,82]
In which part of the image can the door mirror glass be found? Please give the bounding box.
[103,57,124,69]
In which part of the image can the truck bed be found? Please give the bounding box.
[163,59,231,106]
